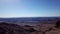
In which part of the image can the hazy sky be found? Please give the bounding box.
[0,0,60,18]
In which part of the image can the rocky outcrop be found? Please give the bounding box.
[44,20,60,34]
[0,22,37,34]
[0,20,60,34]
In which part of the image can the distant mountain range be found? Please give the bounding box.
[0,17,60,24]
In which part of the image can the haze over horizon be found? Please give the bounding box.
[0,0,60,18]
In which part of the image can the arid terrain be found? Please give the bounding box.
[0,22,60,34]
[0,17,60,34]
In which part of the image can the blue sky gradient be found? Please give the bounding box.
[0,0,60,18]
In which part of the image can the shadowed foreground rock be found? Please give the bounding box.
[55,20,60,28]
[0,22,37,34]
[45,20,60,34]
[0,27,6,34]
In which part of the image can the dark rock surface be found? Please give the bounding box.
[0,22,37,34]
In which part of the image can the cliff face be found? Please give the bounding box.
[0,22,37,34]
[0,22,26,34]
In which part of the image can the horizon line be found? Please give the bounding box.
[0,16,60,18]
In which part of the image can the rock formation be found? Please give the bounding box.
[0,22,37,34]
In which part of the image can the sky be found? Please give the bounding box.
[0,0,60,18]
